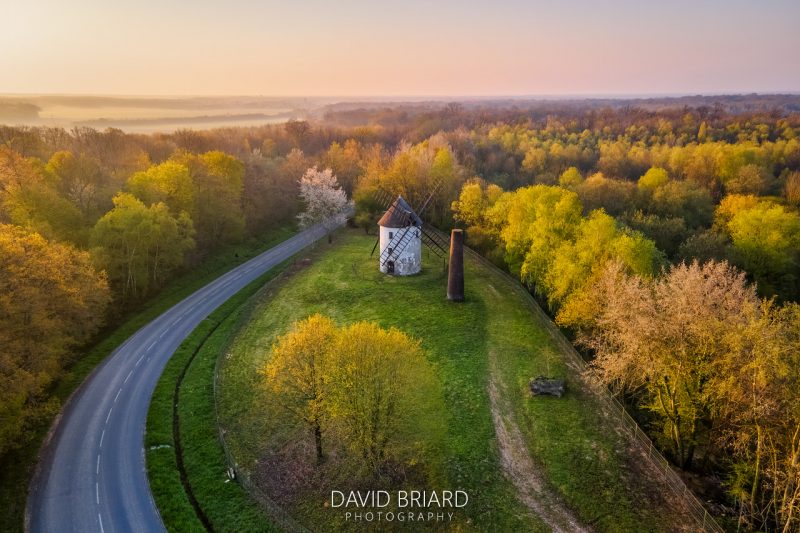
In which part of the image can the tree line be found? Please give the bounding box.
[1,100,799,528]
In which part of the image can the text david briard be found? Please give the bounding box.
[330,490,468,523]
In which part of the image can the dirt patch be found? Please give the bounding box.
[487,351,590,533]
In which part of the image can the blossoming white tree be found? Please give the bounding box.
[297,167,352,242]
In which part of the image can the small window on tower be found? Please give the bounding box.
[389,231,394,239]
[388,247,393,255]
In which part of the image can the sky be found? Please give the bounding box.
[2,0,799,97]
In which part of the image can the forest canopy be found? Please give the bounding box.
[1,98,800,530]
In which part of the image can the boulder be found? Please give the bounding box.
[529,376,566,397]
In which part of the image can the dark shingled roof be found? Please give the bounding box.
[378,196,423,228]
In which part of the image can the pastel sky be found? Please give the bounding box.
[2,0,799,96]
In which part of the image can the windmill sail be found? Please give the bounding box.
[421,227,449,258]
[370,178,451,266]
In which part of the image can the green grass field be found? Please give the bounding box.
[212,230,687,532]
[0,226,294,533]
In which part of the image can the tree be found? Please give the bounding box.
[352,185,383,234]
[551,210,661,326]
[493,185,583,284]
[0,224,109,454]
[242,151,298,234]
[710,301,800,531]
[579,260,757,468]
[726,164,771,195]
[623,211,689,258]
[726,202,800,298]
[174,150,245,248]
[262,314,338,463]
[91,193,195,299]
[297,167,351,242]
[126,160,195,215]
[638,167,669,191]
[784,170,800,207]
[558,166,584,188]
[284,119,311,148]
[45,150,110,218]
[0,147,86,244]
[262,316,440,476]
[574,172,635,216]
[325,321,439,477]
[450,181,505,260]
[676,229,731,264]
[649,180,714,228]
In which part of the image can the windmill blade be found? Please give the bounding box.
[421,227,449,258]
[373,188,394,211]
[370,237,380,257]
[414,178,443,217]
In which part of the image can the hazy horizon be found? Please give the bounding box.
[3,0,799,96]
[4,91,800,99]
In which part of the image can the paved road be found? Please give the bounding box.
[28,223,334,533]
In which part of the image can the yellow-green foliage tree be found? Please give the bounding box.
[262,315,440,477]
[174,151,245,248]
[637,167,669,192]
[450,180,506,263]
[580,259,800,530]
[0,224,110,454]
[573,172,635,216]
[492,184,583,281]
[549,210,661,326]
[0,147,86,244]
[126,160,195,216]
[326,321,439,476]
[354,138,464,228]
[91,193,195,300]
[262,314,337,463]
[726,202,800,298]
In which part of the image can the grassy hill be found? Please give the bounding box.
[214,230,696,532]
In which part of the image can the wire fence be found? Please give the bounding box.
[452,235,724,532]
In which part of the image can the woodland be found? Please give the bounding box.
[1,97,800,530]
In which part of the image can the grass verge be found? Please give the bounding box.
[0,227,294,533]
[146,254,298,532]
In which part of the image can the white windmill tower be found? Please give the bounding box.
[370,184,450,276]
[377,196,423,275]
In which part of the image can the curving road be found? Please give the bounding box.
[27,223,335,533]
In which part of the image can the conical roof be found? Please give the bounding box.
[378,196,423,228]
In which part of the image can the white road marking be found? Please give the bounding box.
[147,341,156,351]
[96,454,100,474]
[114,389,121,403]
[99,513,105,533]
[105,408,113,424]
[159,330,167,339]
[95,482,99,504]
[125,370,133,382]
[135,354,145,367]
[99,430,105,448]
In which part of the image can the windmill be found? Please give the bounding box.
[369,182,450,276]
